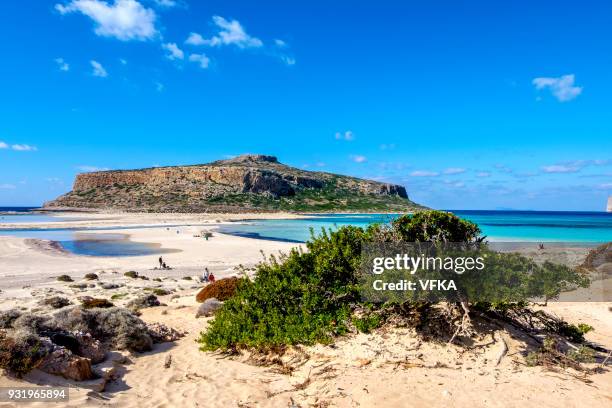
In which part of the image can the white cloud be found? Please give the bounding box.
[281,56,296,66]
[119,58,127,64]
[532,74,583,102]
[274,39,286,47]
[350,155,367,163]
[0,141,37,151]
[476,172,491,178]
[155,81,164,92]
[56,0,158,41]
[90,60,108,77]
[54,57,70,71]
[335,131,354,141]
[410,170,439,177]
[541,160,609,174]
[162,42,184,60]
[443,167,466,175]
[598,183,612,189]
[0,184,16,189]
[193,16,263,48]
[152,0,177,7]
[185,32,205,45]
[11,144,37,151]
[77,165,109,172]
[542,164,580,173]
[188,53,210,69]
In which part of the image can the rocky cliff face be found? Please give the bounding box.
[45,154,419,213]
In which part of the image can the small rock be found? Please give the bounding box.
[74,332,106,364]
[196,298,223,318]
[39,348,94,381]
[147,322,186,343]
[164,354,172,368]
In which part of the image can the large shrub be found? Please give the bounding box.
[199,211,589,351]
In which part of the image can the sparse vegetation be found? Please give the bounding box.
[151,288,172,296]
[84,273,99,280]
[41,297,71,309]
[52,307,153,352]
[56,275,73,282]
[126,294,161,312]
[0,331,51,376]
[124,271,139,279]
[0,309,22,329]
[81,298,114,309]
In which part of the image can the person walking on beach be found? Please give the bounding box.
[202,268,210,283]
[158,256,163,269]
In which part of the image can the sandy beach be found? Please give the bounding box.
[0,212,610,407]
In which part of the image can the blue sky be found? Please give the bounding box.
[0,0,611,210]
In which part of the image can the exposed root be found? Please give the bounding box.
[494,332,508,366]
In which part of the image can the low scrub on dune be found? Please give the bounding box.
[0,331,52,376]
[196,277,241,302]
[199,211,592,358]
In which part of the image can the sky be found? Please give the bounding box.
[0,0,611,210]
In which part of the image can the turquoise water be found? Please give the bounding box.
[1,209,610,255]
[218,211,612,243]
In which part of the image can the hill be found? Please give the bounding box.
[44,154,422,212]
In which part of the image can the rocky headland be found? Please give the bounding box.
[45,154,421,213]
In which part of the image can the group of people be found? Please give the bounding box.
[158,256,171,270]
[202,267,215,283]
[157,256,215,282]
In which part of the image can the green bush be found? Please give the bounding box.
[199,225,367,350]
[353,314,382,333]
[56,275,73,282]
[198,210,590,351]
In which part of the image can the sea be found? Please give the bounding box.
[217,210,612,244]
[0,208,610,256]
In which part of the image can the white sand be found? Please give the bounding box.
[0,212,610,407]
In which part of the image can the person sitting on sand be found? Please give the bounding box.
[208,273,215,283]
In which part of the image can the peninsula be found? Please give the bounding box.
[45,154,421,213]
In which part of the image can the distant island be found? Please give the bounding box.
[45,154,422,213]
